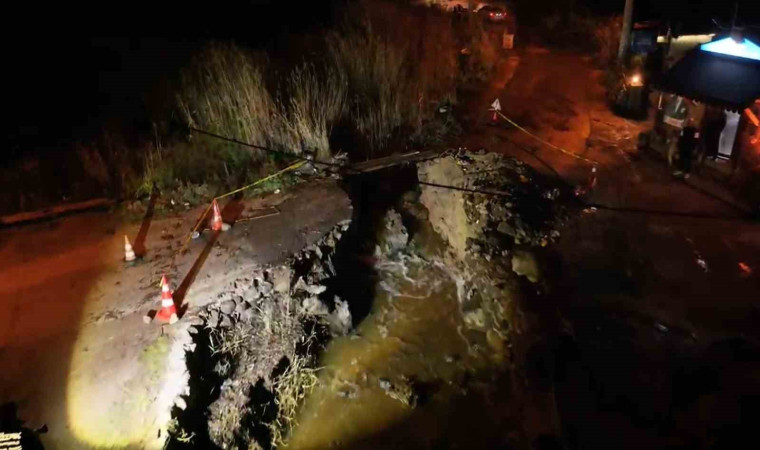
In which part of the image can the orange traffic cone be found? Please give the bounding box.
[155,275,178,324]
[211,199,223,232]
[124,235,136,262]
[492,110,499,123]
[588,166,598,191]
[574,166,598,197]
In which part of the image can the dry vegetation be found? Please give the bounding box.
[177,43,277,160]
[1,0,503,215]
[160,0,498,185]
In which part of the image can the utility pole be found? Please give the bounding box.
[618,0,634,63]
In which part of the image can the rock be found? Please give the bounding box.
[221,223,231,232]
[306,284,328,295]
[187,316,205,327]
[322,256,336,277]
[336,389,357,399]
[207,310,220,327]
[258,280,274,296]
[497,221,516,237]
[292,277,310,293]
[329,296,352,335]
[220,315,233,328]
[378,378,392,391]
[311,245,323,259]
[174,397,187,411]
[376,209,408,254]
[245,284,261,300]
[241,309,256,323]
[463,308,487,330]
[511,250,540,283]
[188,326,200,335]
[309,262,327,281]
[270,265,292,294]
[220,300,237,315]
[235,300,250,313]
[302,297,329,316]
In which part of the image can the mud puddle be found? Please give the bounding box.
[286,165,528,449]
[288,252,517,449]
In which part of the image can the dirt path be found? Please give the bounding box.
[0,180,351,448]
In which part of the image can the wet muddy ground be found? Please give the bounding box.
[169,151,577,449]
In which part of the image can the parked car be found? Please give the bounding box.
[477,5,509,23]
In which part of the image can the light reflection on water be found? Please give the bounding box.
[287,251,511,449]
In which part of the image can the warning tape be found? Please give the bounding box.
[176,160,306,257]
[496,111,598,165]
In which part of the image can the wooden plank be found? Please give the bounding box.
[0,198,114,226]
[346,150,442,174]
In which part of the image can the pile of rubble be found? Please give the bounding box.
[173,220,352,449]
[419,150,570,262]
[416,150,573,346]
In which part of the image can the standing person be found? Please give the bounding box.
[676,118,699,178]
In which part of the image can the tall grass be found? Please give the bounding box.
[278,64,346,161]
[177,42,277,162]
[161,1,476,193]
[329,1,459,154]
[177,43,348,162]
[329,27,412,153]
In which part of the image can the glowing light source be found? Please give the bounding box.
[628,73,643,87]
[746,108,760,127]
[700,37,760,61]
[657,34,715,44]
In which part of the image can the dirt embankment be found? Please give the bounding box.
[165,149,575,449]
[167,221,351,449]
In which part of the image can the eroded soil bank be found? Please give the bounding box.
[167,150,572,449]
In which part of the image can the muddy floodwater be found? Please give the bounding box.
[288,236,519,449]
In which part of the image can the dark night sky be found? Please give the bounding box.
[3,0,759,163]
[4,0,340,161]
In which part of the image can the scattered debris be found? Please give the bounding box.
[375,209,409,256]
[418,151,570,258]
[169,150,573,449]
[511,250,540,283]
[168,222,351,449]
[378,377,418,408]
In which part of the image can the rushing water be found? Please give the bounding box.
[287,246,519,449]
